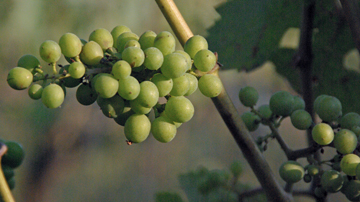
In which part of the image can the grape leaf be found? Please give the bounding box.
[207,0,302,71]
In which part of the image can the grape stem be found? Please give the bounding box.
[0,143,15,202]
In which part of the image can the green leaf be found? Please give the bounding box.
[207,0,302,71]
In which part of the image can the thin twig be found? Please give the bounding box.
[0,143,15,202]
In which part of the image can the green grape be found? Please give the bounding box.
[303,174,312,183]
[151,73,173,97]
[17,54,40,72]
[94,73,119,98]
[124,114,151,143]
[79,41,103,66]
[39,40,61,63]
[41,84,65,108]
[230,160,243,177]
[111,25,131,45]
[184,35,208,59]
[122,46,145,67]
[165,96,194,123]
[89,28,113,50]
[134,81,159,108]
[279,161,304,183]
[241,111,260,132]
[7,177,15,190]
[151,116,177,143]
[118,76,140,100]
[290,109,312,130]
[160,53,188,78]
[307,165,320,176]
[124,39,141,49]
[68,62,86,79]
[7,67,33,90]
[115,32,139,53]
[59,33,82,58]
[139,30,156,50]
[143,47,164,70]
[340,112,360,130]
[311,123,334,145]
[129,99,152,114]
[340,154,360,176]
[184,73,198,96]
[174,50,192,71]
[169,74,189,96]
[2,141,25,169]
[257,104,272,121]
[314,94,329,113]
[153,31,176,56]
[76,83,98,106]
[114,108,135,126]
[2,165,14,181]
[314,186,327,198]
[198,74,223,97]
[292,96,305,112]
[356,163,360,182]
[194,49,216,72]
[97,95,125,118]
[351,125,360,138]
[269,91,294,117]
[238,86,259,107]
[111,60,132,79]
[315,95,342,122]
[320,170,344,193]
[342,180,360,201]
[160,111,182,128]
[334,129,358,154]
[59,65,81,88]
[28,84,43,100]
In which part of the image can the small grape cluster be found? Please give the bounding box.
[238,87,360,200]
[0,139,25,190]
[6,25,223,145]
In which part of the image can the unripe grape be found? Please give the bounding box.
[111,25,131,45]
[174,50,192,71]
[124,39,141,49]
[184,35,208,59]
[124,114,151,143]
[7,67,33,90]
[320,170,344,193]
[257,104,272,120]
[312,123,334,145]
[97,95,125,118]
[39,40,61,63]
[303,174,312,183]
[269,91,294,117]
[340,154,360,176]
[59,65,81,88]
[198,74,223,97]
[94,73,119,98]
[153,31,176,56]
[170,74,189,96]
[342,180,360,201]
[151,73,173,97]
[334,129,358,154]
[340,112,360,130]
[292,96,305,112]
[2,165,14,181]
[279,161,304,183]
[114,108,135,126]
[129,99,152,114]
[290,109,312,130]
[314,186,327,198]
[76,84,97,106]
[352,125,360,138]
[139,30,156,50]
[315,95,342,122]
[28,84,43,100]
[194,49,216,72]
[68,62,86,79]
[115,32,139,53]
[314,94,329,112]
[135,81,159,108]
[122,46,145,67]
[184,73,198,96]
[41,84,65,108]
[165,96,194,123]
[151,116,177,143]
[111,60,132,79]
[241,111,260,132]
[143,47,164,70]
[160,53,188,78]
[80,41,103,66]
[306,165,320,176]
[238,86,259,107]
[59,33,82,58]
[17,54,40,72]
[89,28,113,50]
[118,76,140,100]
[2,141,25,169]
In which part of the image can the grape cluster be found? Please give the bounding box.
[6,25,223,144]
[0,139,25,190]
[238,87,360,200]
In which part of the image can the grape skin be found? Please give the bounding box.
[111,25,131,45]
[290,109,312,130]
[279,161,304,183]
[143,47,164,70]
[17,54,40,72]
[121,46,145,68]
[41,84,65,108]
[68,62,86,79]
[39,40,62,63]
[139,30,157,50]
[184,73,198,96]
[160,53,188,79]
[269,91,294,117]
[184,35,208,59]
[89,28,113,50]
[334,129,358,154]
[151,116,177,143]
[194,49,216,72]
[59,33,82,58]
[124,114,151,143]
[94,73,119,99]
[165,96,194,123]
[170,74,189,96]
[76,84,98,106]
[111,60,132,79]
[198,74,222,98]
[154,31,176,56]
[311,123,334,145]
[151,73,173,97]
[117,76,140,100]
[340,154,360,176]
[80,41,104,66]
[238,86,259,107]
[7,67,33,90]
[28,84,43,100]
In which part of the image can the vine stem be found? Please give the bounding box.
[155,0,292,201]
[0,143,15,202]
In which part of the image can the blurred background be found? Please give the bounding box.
[0,0,347,201]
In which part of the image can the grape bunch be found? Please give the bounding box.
[6,25,223,145]
[0,139,25,190]
[238,87,360,200]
